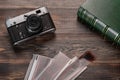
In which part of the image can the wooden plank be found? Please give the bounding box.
[0,63,119,80]
[77,63,120,80]
[0,0,85,9]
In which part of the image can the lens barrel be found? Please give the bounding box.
[26,14,42,33]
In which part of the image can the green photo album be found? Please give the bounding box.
[77,0,120,45]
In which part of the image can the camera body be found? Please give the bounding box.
[6,7,56,46]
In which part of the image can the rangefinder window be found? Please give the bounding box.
[36,10,41,14]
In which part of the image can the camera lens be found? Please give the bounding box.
[26,14,42,33]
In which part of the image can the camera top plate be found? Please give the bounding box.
[6,7,48,28]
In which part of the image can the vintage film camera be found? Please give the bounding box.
[6,7,56,46]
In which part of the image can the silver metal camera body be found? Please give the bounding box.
[6,7,56,46]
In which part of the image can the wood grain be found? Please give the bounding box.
[0,0,119,80]
[0,0,85,9]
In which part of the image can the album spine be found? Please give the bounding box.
[77,6,120,45]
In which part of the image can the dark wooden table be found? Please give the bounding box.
[0,0,119,80]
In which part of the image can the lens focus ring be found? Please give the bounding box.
[26,14,42,33]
